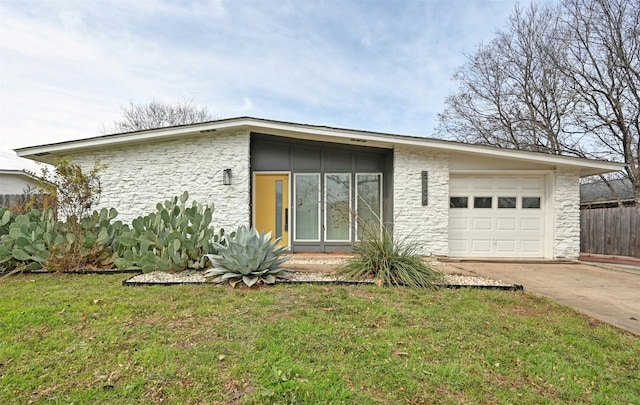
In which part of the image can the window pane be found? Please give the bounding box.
[295,174,320,240]
[356,174,381,240]
[450,197,468,208]
[498,197,516,209]
[275,180,282,238]
[474,197,492,208]
[522,197,541,209]
[325,174,351,241]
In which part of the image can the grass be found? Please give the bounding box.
[1,274,638,404]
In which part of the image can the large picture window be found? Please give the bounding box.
[293,172,383,244]
[325,174,351,241]
[356,173,382,240]
[294,174,320,241]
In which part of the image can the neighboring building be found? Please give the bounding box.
[0,169,41,209]
[0,169,39,194]
[580,177,635,209]
[15,117,623,259]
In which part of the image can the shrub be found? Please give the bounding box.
[36,157,106,221]
[0,207,55,273]
[337,227,445,288]
[204,225,289,287]
[47,208,120,272]
[113,192,221,272]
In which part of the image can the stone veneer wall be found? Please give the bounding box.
[552,168,581,259]
[393,146,449,256]
[67,130,251,232]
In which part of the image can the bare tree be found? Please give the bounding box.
[559,0,639,206]
[437,0,639,206]
[438,3,581,155]
[102,99,214,133]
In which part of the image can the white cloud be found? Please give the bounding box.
[0,0,524,170]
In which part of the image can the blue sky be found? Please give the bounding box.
[0,0,522,171]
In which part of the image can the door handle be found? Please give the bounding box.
[284,208,289,231]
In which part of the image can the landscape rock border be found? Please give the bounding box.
[121,270,524,291]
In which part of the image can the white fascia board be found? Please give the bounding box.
[14,117,624,176]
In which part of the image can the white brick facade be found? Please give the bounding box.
[552,168,581,259]
[393,146,450,256]
[54,123,589,259]
[69,130,251,233]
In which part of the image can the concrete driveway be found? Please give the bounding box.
[446,261,640,336]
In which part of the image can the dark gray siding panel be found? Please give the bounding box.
[251,141,291,171]
[325,150,352,171]
[356,153,385,171]
[293,147,322,171]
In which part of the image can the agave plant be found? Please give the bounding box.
[203,225,289,287]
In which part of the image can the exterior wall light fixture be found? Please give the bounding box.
[223,169,232,185]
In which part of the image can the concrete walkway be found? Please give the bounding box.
[446,261,640,336]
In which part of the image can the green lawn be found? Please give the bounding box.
[1,274,638,404]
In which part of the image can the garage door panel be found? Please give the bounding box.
[471,240,492,253]
[495,240,517,253]
[521,240,542,253]
[449,175,546,258]
[521,218,542,231]
[449,217,470,230]
[472,177,494,190]
[521,177,545,190]
[496,218,517,230]
[449,176,471,190]
[449,240,468,253]
[471,218,492,230]
[496,177,518,189]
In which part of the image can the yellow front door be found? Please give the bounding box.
[254,173,289,249]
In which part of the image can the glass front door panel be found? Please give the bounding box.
[356,173,382,240]
[325,174,351,241]
[275,180,283,238]
[294,174,320,241]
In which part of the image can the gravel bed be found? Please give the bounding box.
[125,270,509,287]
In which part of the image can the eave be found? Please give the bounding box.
[14,116,624,177]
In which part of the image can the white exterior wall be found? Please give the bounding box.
[0,174,38,194]
[393,146,449,256]
[552,168,581,259]
[69,130,251,232]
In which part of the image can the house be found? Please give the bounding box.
[14,117,623,259]
[0,169,41,209]
[580,177,635,209]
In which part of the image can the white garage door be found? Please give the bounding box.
[449,175,546,258]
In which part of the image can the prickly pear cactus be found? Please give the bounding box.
[112,191,221,272]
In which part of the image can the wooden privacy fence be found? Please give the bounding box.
[0,194,30,210]
[580,206,640,258]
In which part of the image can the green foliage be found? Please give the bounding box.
[112,191,220,272]
[1,191,222,274]
[47,207,121,271]
[337,227,445,288]
[0,207,14,236]
[204,225,289,287]
[26,157,110,271]
[0,206,120,274]
[36,157,106,221]
[0,207,56,273]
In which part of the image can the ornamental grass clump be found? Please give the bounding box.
[204,225,289,288]
[337,227,445,288]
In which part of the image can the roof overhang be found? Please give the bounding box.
[15,116,624,177]
[0,169,40,181]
